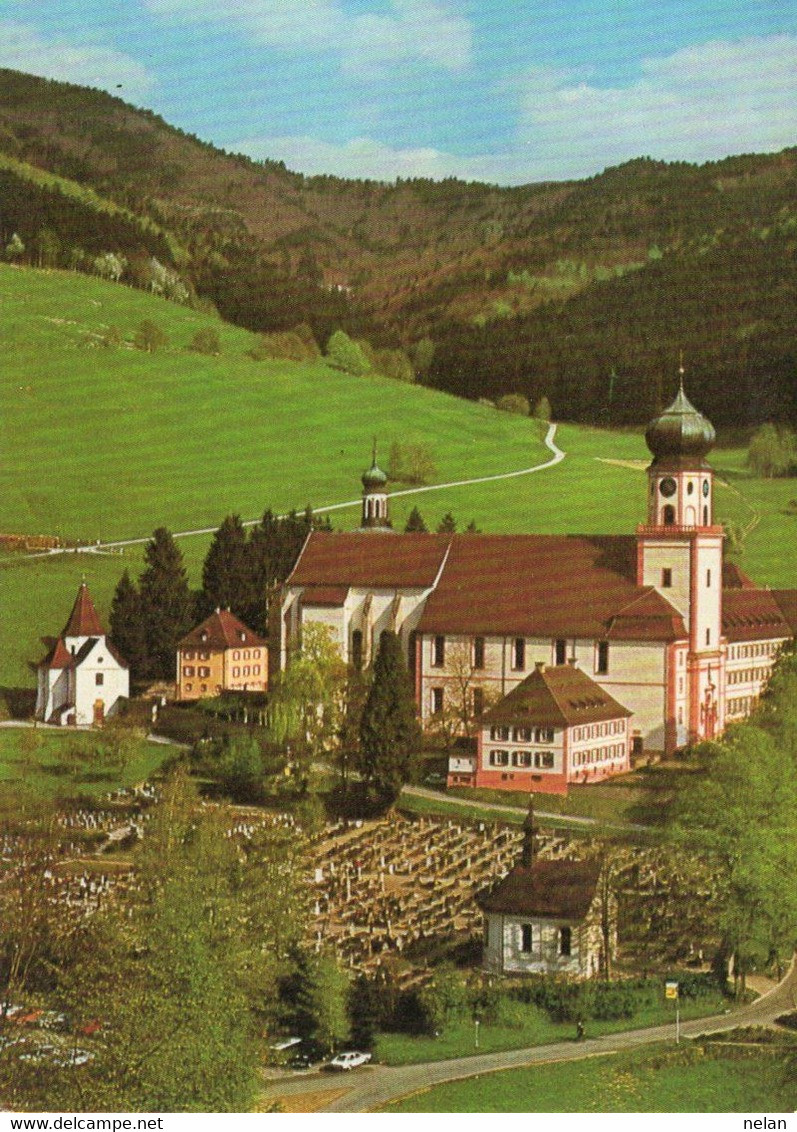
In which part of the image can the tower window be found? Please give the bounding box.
[431,687,443,714]
[706,569,711,587]
[472,687,485,717]
[512,637,526,670]
[596,641,609,675]
[706,628,711,646]
[432,635,445,667]
[661,568,672,588]
[555,638,566,665]
[473,636,485,669]
[703,505,709,525]
[663,505,675,526]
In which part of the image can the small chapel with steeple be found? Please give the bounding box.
[281,375,797,793]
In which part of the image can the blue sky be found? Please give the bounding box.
[2,1,795,183]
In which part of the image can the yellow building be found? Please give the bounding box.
[176,608,268,701]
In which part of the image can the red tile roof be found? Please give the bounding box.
[772,590,797,636]
[289,531,451,589]
[178,609,267,652]
[38,637,76,670]
[482,663,632,728]
[722,589,794,642]
[477,857,602,920]
[63,583,104,637]
[419,535,686,641]
[722,562,758,590]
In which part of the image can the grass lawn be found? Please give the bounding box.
[0,727,170,801]
[375,994,733,1066]
[384,1043,796,1112]
[445,763,694,828]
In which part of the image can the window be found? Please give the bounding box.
[705,628,711,646]
[233,667,240,678]
[185,683,192,692]
[200,684,207,694]
[512,750,532,768]
[183,666,195,677]
[253,650,260,659]
[535,751,555,769]
[199,666,210,678]
[253,665,260,675]
[431,687,444,715]
[706,569,711,587]
[661,568,672,588]
[535,727,554,743]
[514,726,531,742]
[472,687,485,717]
[95,673,104,686]
[596,640,609,675]
[703,505,709,526]
[184,650,194,661]
[512,637,526,670]
[489,750,509,767]
[559,927,572,957]
[490,725,509,741]
[521,924,533,953]
[233,650,240,661]
[433,635,445,667]
[473,636,485,669]
[555,638,566,665]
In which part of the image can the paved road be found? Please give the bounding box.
[262,954,797,1113]
[402,784,653,834]
[20,423,565,556]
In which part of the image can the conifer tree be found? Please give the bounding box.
[437,512,457,534]
[199,514,251,621]
[108,569,148,678]
[404,506,427,532]
[358,631,421,802]
[138,527,193,680]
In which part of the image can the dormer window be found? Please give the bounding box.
[201,631,208,642]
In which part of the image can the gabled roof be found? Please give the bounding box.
[482,663,632,729]
[722,562,758,590]
[63,583,104,638]
[38,637,75,670]
[476,857,602,921]
[288,531,451,590]
[418,535,686,641]
[178,609,267,651]
[722,589,794,642]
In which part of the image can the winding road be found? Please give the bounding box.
[22,422,566,556]
[262,955,797,1113]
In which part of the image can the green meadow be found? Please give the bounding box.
[384,1044,797,1112]
[1,264,795,694]
[0,727,170,801]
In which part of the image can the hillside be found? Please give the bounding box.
[2,263,795,694]
[0,69,795,426]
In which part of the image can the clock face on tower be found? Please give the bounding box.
[659,477,677,498]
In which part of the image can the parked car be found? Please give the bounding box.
[328,1051,372,1071]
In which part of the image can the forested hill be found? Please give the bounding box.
[1,68,795,426]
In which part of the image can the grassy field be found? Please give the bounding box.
[0,726,170,801]
[384,1043,796,1112]
[2,264,795,693]
[375,994,731,1066]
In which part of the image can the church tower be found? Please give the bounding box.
[637,368,724,743]
[360,442,390,529]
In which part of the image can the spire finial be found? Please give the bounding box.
[372,436,378,465]
[678,351,685,394]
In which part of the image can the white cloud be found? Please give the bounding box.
[143,0,472,72]
[236,133,499,181]
[516,35,797,179]
[0,22,155,99]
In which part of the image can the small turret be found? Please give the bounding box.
[360,440,390,529]
[645,371,716,466]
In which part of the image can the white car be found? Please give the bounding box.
[328,1051,372,1071]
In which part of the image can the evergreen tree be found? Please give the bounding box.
[348,974,379,1050]
[404,506,427,533]
[199,514,251,621]
[108,569,148,678]
[437,512,457,534]
[138,527,193,680]
[358,631,421,802]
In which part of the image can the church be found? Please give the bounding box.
[281,380,797,793]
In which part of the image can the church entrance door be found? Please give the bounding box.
[93,699,105,726]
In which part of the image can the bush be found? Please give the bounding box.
[249,330,318,362]
[496,393,530,415]
[134,319,168,353]
[326,330,371,376]
[189,327,221,356]
[388,441,437,485]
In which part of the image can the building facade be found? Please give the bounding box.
[176,609,268,700]
[36,582,129,726]
[281,383,797,782]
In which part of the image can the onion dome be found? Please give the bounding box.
[645,377,716,462]
[361,441,387,489]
